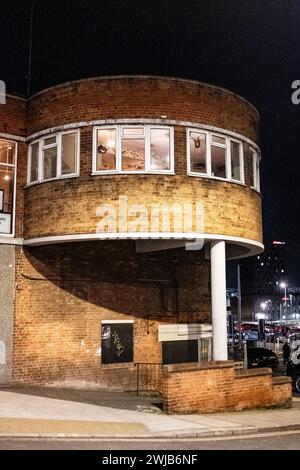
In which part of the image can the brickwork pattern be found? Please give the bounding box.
[12,242,210,388]
[24,126,262,242]
[162,362,292,413]
[27,77,259,141]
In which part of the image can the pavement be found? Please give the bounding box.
[0,386,300,439]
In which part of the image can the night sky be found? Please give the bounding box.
[1,0,300,284]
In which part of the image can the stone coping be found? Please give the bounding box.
[273,376,292,385]
[163,360,234,374]
[235,367,272,378]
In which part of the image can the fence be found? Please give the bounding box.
[135,362,162,396]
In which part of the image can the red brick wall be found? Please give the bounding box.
[12,241,211,388]
[27,77,259,141]
[0,95,26,136]
[162,362,292,413]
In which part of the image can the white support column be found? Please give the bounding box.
[210,240,228,361]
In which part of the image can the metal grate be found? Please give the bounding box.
[135,362,162,396]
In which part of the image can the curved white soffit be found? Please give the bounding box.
[23,232,264,259]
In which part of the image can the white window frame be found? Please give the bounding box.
[210,133,228,180]
[0,139,17,236]
[187,128,245,185]
[250,147,260,192]
[230,138,245,184]
[187,129,209,177]
[92,125,174,175]
[27,130,80,186]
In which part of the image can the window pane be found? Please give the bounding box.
[97,129,116,171]
[150,128,170,170]
[249,149,255,187]
[189,132,206,173]
[30,142,39,182]
[0,141,15,165]
[121,138,145,171]
[211,145,226,178]
[61,133,77,175]
[123,127,144,136]
[256,156,260,191]
[0,165,14,234]
[43,136,56,146]
[43,147,57,180]
[211,135,226,145]
[231,141,241,181]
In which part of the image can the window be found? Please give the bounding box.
[28,131,79,184]
[101,321,133,364]
[0,140,16,235]
[211,135,227,178]
[187,129,244,183]
[189,131,207,174]
[93,125,173,174]
[162,340,198,365]
[249,148,260,191]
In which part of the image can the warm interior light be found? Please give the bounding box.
[4,174,10,181]
[107,139,115,148]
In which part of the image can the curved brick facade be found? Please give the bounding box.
[23,76,262,250]
[27,76,259,140]
[0,77,268,395]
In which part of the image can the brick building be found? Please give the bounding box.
[0,76,265,392]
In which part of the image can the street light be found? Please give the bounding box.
[280,282,287,321]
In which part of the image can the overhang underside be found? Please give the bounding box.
[21,233,264,260]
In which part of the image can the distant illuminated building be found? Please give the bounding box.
[240,241,287,321]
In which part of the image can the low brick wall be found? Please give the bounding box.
[162,361,292,414]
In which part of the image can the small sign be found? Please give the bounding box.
[0,212,11,234]
[0,190,3,211]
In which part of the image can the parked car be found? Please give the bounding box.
[247,347,279,370]
[243,329,258,341]
[286,359,300,393]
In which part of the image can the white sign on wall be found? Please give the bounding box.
[0,213,11,234]
[0,190,3,211]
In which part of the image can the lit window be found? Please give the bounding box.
[188,130,244,183]
[29,142,39,183]
[249,148,260,191]
[0,140,16,235]
[121,127,145,172]
[189,131,207,174]
[150,128,171,171]
[93,125,174,174]
[61,132,78,175]
[28,131,79,184]
[230,141,242,181]
[96,128,116,171]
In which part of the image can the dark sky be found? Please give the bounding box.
[1,0,300,284]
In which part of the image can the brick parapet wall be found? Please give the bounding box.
[27,77,259,142]
[0,95,26,137]
[162,362,292,414]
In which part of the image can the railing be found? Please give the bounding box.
[135,362,162,396]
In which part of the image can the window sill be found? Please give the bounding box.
[91,171,175,176]
[250,186,262,195]
[187,172,246,187]
[25,173,79,188]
